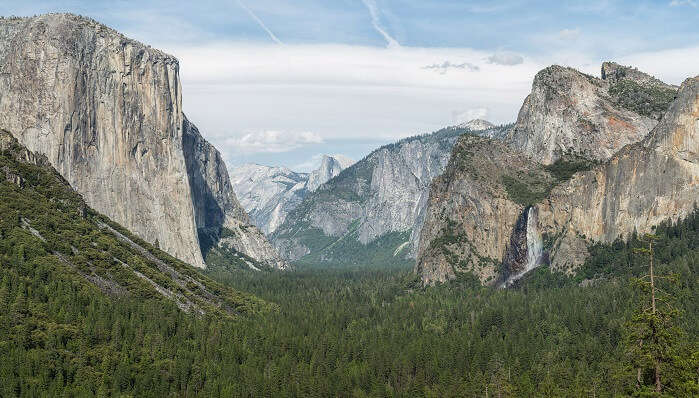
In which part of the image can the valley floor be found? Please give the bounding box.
[2,212,698,397]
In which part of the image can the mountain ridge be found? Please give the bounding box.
[231,154,354,235]
[0,128,272,315]
[270,122,508,266]
[416,63,694,285]
[0,13,286,270]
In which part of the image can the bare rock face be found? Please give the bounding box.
[506,64,669,165]
[0,14,204,267]
[306,155,354,192]
[415,63,691,286]
[230,164,309,235]
[183,117,289,270]
[537,75,699,272]
[271,127,470,265]
[0,14,285,270]
[415,135,548,285]
[230,154,353,235]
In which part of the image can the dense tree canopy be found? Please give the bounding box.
[0,135,697,396]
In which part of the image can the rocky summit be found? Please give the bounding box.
[416,63,695,286]
[505,62,676,165]
[0,14,287,270]
[231,154,354,235]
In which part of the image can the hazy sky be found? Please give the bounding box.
[3,1,698,171]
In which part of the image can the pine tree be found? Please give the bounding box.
[624,234,695,396]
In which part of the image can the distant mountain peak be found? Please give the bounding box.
[457,119,495,131]
[306,154,355,192]
[230,154,354,234]
[328,154,355,170]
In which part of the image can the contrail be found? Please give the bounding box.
[236,0,283,44]
[361,0,400,48]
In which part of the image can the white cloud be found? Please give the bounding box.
[558,28,581,41]
[151,41,699,168]
[423,60,479,74]
[614,45,699,85]
[167,43,541,145]
[226,130,324,153]
[669,0,696,6]
[486,52,524,65]
[452,108,489,125]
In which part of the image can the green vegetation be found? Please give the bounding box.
[502,155,597,206]
[201,227,269,272]
[295,227,413,269]
[609,80,677,119]
[501,174,551,206]
[0,134,268,316]
[543,154,597,182]
[208,206,697,396]
[1,132,696,396]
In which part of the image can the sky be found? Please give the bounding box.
[2,1,698,172]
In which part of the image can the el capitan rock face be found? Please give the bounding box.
[416,63,693,286]
[0,13,286,270]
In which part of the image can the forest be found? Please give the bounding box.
[0,131,697,397]
[2,205,697,396]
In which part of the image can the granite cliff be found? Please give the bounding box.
[271,123,508,266]
[506,62,676,165]
[416,63,689,285]
[0,14,286,270]
[537,75,698,273]
[230,154,354,235]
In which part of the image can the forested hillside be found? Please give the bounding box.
[210,212,698,397]
[4,161,694,396]
[0,130,275,395]
[1,119,697,396]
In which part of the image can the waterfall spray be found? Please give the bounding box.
[503,207,543,287]
[524,207,543,274]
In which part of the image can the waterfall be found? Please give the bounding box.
[503,207,543,287]
[524,207,542,274]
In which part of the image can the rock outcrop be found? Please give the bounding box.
[415,134,550,284]
[537,75,698,272]
[0,14,286,270]
[457,119,494,131]
[183,117,288,269]
[505,64,674,165]
[230,154,354,235]
[306,154,354,192]
[415,64,695,286]
[231,164,309,235]
[271,123,507,266]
